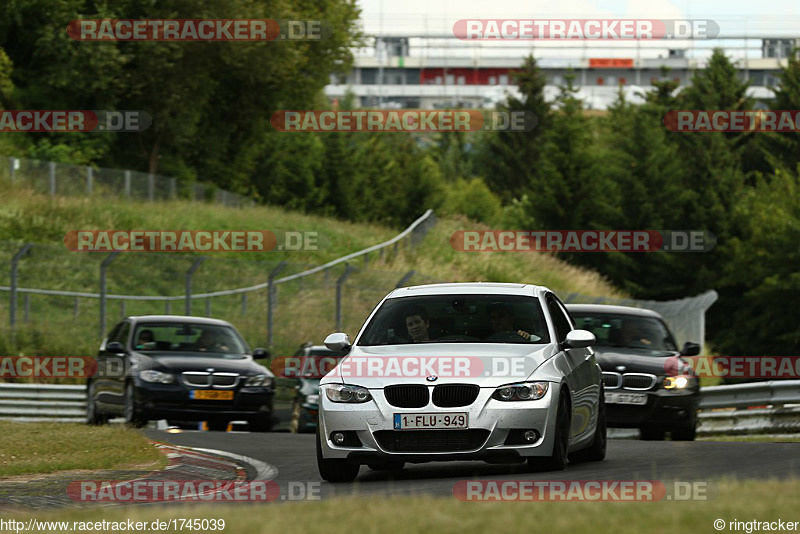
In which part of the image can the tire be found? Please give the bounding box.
[85,382,107,425]
[367,462,405,471]
[640,427,665,441]
[316,427,360,483]
[569,388,607,462]
[123,382,146,428]
[290,401,302,434]
[528,390,570,472]
[206,421,229,432]
[671,425,696,441]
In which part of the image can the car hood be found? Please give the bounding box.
[132,352,270,375]
[592,347,678,376]
[320,343,555,388]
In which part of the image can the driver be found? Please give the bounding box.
[197,329,231,352]
[488,303,531,340]
[619,320,653,348]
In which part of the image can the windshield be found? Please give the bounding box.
[569,313,677,352]
[358,294,550,346]
[132,323,249,354]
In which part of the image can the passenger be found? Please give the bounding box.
[136,329,155,350]
[404,305,432,343]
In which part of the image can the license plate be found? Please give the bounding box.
[393,413,468,430]
[190,390,234,401]
[605,392,647,405]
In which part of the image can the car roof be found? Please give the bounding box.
[128,315,236,327]
[565,304,664,319]
[387,282,548,298]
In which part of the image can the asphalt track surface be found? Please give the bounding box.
[145,430,800,500]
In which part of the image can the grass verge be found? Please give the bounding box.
[0,422,166,477]
[1,479,799,532]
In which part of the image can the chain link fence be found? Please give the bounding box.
[0,155,253,207]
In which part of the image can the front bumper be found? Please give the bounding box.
[605,388,699,429]
[318,384,560,463]
[132,381,274,422]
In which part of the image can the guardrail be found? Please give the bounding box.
[4,380,800,434]
[0,383,86,422]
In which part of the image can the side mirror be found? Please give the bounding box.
[324,332,351,352]
[680,342,700,356]
[252,348,271,360]
[563,329,596,349]
[106,341,126,354]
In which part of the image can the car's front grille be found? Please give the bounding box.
[373,430,490,452]
[384,385,429,408]
[621,373,657,390]
[602,372,622,389]
[181,372,239,388]
[432,384,479,407]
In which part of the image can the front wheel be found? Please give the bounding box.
[86,382,107,425]
[123,383,146,428]
[569,388,606,462]
[316,428,360,483]
[528,391,569,472]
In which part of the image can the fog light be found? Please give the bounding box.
[332,432,345,445]
[523,430,539,442]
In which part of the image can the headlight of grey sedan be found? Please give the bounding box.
[245,374,274,387]
[139,370,176,384]
[492,381,548,401]
[324,384,372,403]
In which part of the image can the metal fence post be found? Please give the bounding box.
[205,298,211,317]
[24,294,30,322]
[49,162,56,197]
[120,301,126,318]
[10,244,32,334]
[170,178,177,199]
[395,270,416,288]
[9,157,16,183]
[165,301,171,315]
[124,170,131,198]
[241,293,247,315]
[74,297,79,319]
[335,264,357,331]
[99,252,120,339]
[87,167,93,195]
[267,261,288,348]
[185,258,206,315]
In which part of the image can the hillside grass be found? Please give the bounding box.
[0,177,623,371]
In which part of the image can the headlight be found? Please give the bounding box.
[492,382,548,401]
[139,370,175,384]
[324,384,372,403]
[245,374,274,387]
[305,394,320,405]
[663,375,692,389]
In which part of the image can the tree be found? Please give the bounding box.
[474,55,551,202]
